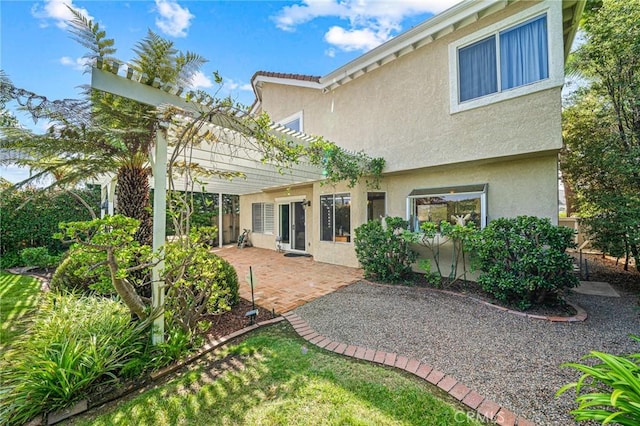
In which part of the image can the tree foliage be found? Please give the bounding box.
[561,0,640,270]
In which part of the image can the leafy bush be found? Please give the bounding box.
[354,217,418,283]
[0,186,100,267]
[49,251,116,296]
[557,337,640,425]
[163,226,239,339]
[19,246,59,268]
[55,215,155,319]
[0,293,148,425]
[470,216,578,309]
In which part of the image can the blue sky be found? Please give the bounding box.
[1,0,462,182]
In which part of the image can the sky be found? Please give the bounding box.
[1,0,464,183]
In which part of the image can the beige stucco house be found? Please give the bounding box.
[240,0,584,268]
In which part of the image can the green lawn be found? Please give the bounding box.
[70,324,485,426]
[0,272,41,351]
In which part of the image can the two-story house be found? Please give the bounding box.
[241,0,584,268]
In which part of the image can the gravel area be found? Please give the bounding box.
[294,281,640,426]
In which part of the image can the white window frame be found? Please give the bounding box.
[448,1,564,114]
[251,202,274,234]
[406,184,487,232]
[278,111,304,132]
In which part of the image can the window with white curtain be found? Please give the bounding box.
[252,203,274,234]
[457,14,548,103]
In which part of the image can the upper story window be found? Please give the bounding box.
[459,15,548,103]
[449,2,563,113]
[278,111,303,132]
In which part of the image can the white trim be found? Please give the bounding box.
[278,111,304,133]
[274,195,306,203]
[448,1,564,114]
[252,75,322,90]
[407,184,487,230]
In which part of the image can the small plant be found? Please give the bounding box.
[405,220,478,288]
[19,246,57,269]
[0,293,148,425]
[470,216,578,310]
[354,217,418,283]
[557,336,640,425]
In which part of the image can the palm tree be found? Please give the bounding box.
[73,10,207,245]
[1,8,206,247]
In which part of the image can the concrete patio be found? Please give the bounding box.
[214,246,363,313]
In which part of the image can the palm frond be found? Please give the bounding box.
[66,6,116,67]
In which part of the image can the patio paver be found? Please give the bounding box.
[214,246,362,314]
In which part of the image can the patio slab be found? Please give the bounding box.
[572,280,620,297]
[213,246,362,314]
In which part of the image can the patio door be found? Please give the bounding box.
[278,201,306,252]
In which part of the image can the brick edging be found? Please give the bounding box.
[283,312,535,426]
[365,281,587,323]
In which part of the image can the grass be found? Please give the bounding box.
[70,323,486,426]
[0,271,41,351]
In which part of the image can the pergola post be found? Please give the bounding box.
[218,192,223,247]
[151,129,167,344]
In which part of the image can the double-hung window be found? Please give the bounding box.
[458,15,548,103]
[252,202,274,234]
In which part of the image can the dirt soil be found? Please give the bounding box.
[574,252,640,294]
[203,298,275,340]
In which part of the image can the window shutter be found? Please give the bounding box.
[264,203,274,234]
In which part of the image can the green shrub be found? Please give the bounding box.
[0,293,148,425]
[470,216,578,309]
[49,249,116,296]
[354,217,418,283]
[0,186,100,266]
[0,252,21,269]
[557,337,640,425]
[163,227,239,338]
[19,247,58,268]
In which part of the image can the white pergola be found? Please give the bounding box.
[91,61,324,343]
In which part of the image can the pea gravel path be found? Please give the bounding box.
[293,281,640,425]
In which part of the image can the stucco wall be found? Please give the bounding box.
[240,153,559,268]
[258,1,563,174]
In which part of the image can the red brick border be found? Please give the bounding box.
[283,312,535,426]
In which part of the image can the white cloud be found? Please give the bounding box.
[324,26,389,52]
[273,0,462,52]
[155,0,194,38]
[189,71,213,89]
[60,56,90,71]
[222,79,253,92]
[31,0,94,29]
[325,48,337,58]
